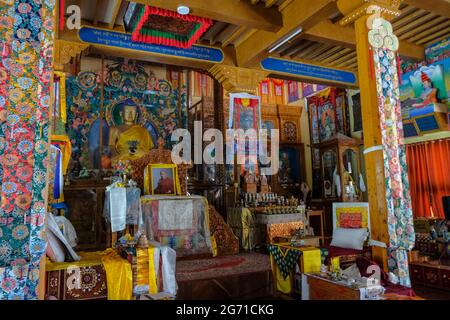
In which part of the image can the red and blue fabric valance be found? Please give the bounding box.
[126,5,213,49]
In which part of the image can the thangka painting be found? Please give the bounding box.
[301,83,328,98]
[287,80,300,103]
[308,88,348,143]
[228,93,261,175]
[317,91,336,142]
[65,58,187,172]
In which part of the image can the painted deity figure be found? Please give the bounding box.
[109,103,153,165]
[412,72,439,108]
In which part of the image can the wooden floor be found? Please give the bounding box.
[413,285,450,300]
[177,270,274,300]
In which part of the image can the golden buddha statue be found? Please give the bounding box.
[109,103,153,165]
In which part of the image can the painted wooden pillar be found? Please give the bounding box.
[354,15,389,270]
[336,0,403,271]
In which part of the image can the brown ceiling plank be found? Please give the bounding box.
[424,33,450,46]
[313,45,344,61]
[132,0,283,32]
[338,55,357,67]
[280,40,310,57]
[214,25,242,45]
[320,48,353,64]
[391,5,417,25]
[307,43,336,60]
[222,26,248,47]
[202,22,229,44]
[395,12,438,35]
[293,42,323,59]
[405,18,450,42]
[415,26,450,45]
[392,8,425,29]
[330,51,357,66]
[304,20,425,60]
[403,0,450,19]
[235,0,339,67]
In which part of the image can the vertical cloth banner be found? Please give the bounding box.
[368,15,415,287]
[0,0,55,299]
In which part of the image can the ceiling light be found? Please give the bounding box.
[268,27,303,53]
[177,5,190,15]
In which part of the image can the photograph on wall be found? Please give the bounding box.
[351,93,363,132]
[149,164,180,196]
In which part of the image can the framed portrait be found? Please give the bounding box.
[332,202,370,232]
[144,164,181,196]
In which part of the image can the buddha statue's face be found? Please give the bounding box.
[122,105,137,125]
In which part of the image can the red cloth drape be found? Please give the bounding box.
[406,139,450,219]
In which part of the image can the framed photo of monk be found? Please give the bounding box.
[146,164,181,196]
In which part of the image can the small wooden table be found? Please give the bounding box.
[305,274,361,300]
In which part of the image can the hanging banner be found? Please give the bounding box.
[78,26,224,63]
[261,57,358,86]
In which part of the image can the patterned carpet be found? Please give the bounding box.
[176,253,270,282]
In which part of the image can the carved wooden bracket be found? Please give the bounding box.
[54,40,89,71]
[337,0,401,26]
[209,65,269,95]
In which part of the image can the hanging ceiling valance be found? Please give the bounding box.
[124,3,213,49]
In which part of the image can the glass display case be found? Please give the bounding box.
[315,134,363,203]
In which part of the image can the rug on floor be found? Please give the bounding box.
[176,253,270,282]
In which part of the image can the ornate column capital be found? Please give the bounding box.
[337,0,401,26]
[209,65,269,95]
[54,40,89,71]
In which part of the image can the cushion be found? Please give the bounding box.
[330,227,368,250]
[46,231,65,263]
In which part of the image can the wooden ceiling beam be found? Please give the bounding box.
[265,0,279,8]
[108,0,123,29]
[403,0,450,19]
[235,0,338,67]
[132,0,283,32]
[93,0,108,26]
[304,21,425,60]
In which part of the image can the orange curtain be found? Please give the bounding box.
[406,139,450,219]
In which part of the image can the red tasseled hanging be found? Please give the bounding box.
[368,46,375,80]
[59,0,65,31]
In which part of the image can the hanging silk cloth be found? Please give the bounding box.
[368,17,415,287]
[267,244,301,279]
[271,79,285,105]
[51,135,71,174]
[50,145,63,202]
[54,71,67,123]
[101,249,133,300]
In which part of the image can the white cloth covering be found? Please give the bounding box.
[105,182,127,232]
[54,215,78,248]
[47,213,80,262]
